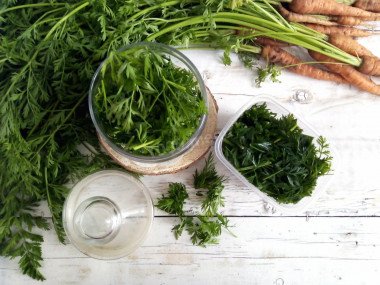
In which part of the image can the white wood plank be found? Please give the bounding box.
[1,217,380,285]
[33,91,380,220]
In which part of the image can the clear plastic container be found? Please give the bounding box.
[215,95,338,214]
[89,42,208,165]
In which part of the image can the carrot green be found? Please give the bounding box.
[156,153,234,247]
[93,46,206,156]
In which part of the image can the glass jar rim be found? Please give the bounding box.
[88,42,208,163]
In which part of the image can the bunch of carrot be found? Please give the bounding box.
[258,0,380,95]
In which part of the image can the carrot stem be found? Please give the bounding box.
[0,3,66,14]
[147,12,361,67]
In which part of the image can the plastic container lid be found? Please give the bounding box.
[215,95,339,214]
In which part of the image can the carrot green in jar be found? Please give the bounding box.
[93,45,207,156]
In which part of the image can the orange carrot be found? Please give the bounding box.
[309,50,380,95]
[327,35,380,76]
[289,0,375,17]
[354,0,380,12]
[357,55,380,76]
[328,34,374,56]
[304,23,372,36]
[357,14,380,20]
[278,5,337,26]
[255,36,293,47]
[331,16,365,26]
[262,45,348,84]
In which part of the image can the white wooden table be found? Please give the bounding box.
[1,38,380,285]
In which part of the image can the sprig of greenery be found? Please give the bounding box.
[0,200,49,281]
[171,214,233,247]
[172,217,193,240]
[238,52,259,69]
[194,153,227,217]
[185,214,234,247]
[156,183,189,218]
[194,153,224,189]
[157,153,234,247]
[255,63,281,87]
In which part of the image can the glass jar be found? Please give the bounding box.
[89,42,208,165]
[62,170,153,259]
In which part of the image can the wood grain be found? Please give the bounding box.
[1,217,380,285]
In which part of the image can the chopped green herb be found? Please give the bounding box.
[156,157,235,247]
[222,103,332,204]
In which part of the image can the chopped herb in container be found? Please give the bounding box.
[215,96,332,212]
[219,99,333,205]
